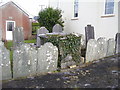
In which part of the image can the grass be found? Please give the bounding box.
[24,39,36,43]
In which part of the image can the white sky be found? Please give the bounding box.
[0,0,49,17]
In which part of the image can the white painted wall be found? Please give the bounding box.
[49,0,119,39]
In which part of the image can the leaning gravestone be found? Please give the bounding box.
[52,24,63,33]
[13,44,37,78]
[97,37,107,58]
[106,38,115,56]
[115,33,120,54]
[13,27,24,49]
[85,25,95,46]
[0,41,11,80]
[37,27,49,47]
[86,39,100,63]
[37,43,58,74]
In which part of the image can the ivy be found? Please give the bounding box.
[44,34,81,67]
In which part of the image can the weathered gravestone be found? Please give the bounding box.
[97,37,107,58]
[13,44,37,78]
[115,33,120,54]
[79,34,86,49]
[0,31,2,82]
[52,24,63,33]
[106,38,115,56]
[86,39,100,63]
[0,28,1,40]
[0,41,11,80]
[37,27,49,47]
[37,43,58,74]
[85,25,95,46]
[13,27,24,49]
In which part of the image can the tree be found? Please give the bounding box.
[38,7,64,32]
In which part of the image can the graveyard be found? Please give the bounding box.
[0,24,120,88]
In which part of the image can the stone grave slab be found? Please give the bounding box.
[86,39,100,63]
[52,24,63,33]
[37,43,58,74]
[13,44,37,78]
[97,37,107,58]
[13,27,24,49]
[115,33,120,54]
[106,38,115,56]
[0,41,11,80]
[85,25,95,46]
[37,27,49,47]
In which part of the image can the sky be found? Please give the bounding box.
[0,0,49,17]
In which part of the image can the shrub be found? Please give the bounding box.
[38,7,64,32]
[32,23,40,35]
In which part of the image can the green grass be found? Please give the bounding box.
[24,39,36,43]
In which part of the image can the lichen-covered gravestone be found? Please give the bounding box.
[115,33,120,54]
[13,27,24,49]
[13,44,37,78]
[0,41,11,80]
[80,34,86,49]
[37,43,58,74]
[0,29,2,41]
[97,37,107,58]
[52,24,63,33]
[86,39,100,63]
[37,27,49,47]
[106,38,115,56]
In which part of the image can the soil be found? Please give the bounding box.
[2,55,120,88]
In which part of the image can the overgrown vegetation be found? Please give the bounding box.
[44,34,81,67]
[38,7,64,32]
[32,23,40,35]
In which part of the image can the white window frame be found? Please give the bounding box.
[6,20,15,32]
[101,0,115,18]
[71,0,79,20]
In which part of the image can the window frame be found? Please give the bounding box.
[101,0,115,18]
[105,0,114,15]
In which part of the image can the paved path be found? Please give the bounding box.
[2,55,120,88]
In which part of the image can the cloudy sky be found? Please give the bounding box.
[0,0,49,17]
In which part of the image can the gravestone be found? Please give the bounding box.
[13,44,37,78]
[37,43,58,74]
[80,34,86,49]
[97,37,107,58]
[85,25,95,46]
[115,33,120,54]
[0,41,11,80]
[106,38,115,56]
[13,27,24,49]
[37,27,49,47]
[0,29,1,40]
[52,24,63,33]
[86,39,100,63]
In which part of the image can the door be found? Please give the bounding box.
[6,21,15,40]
